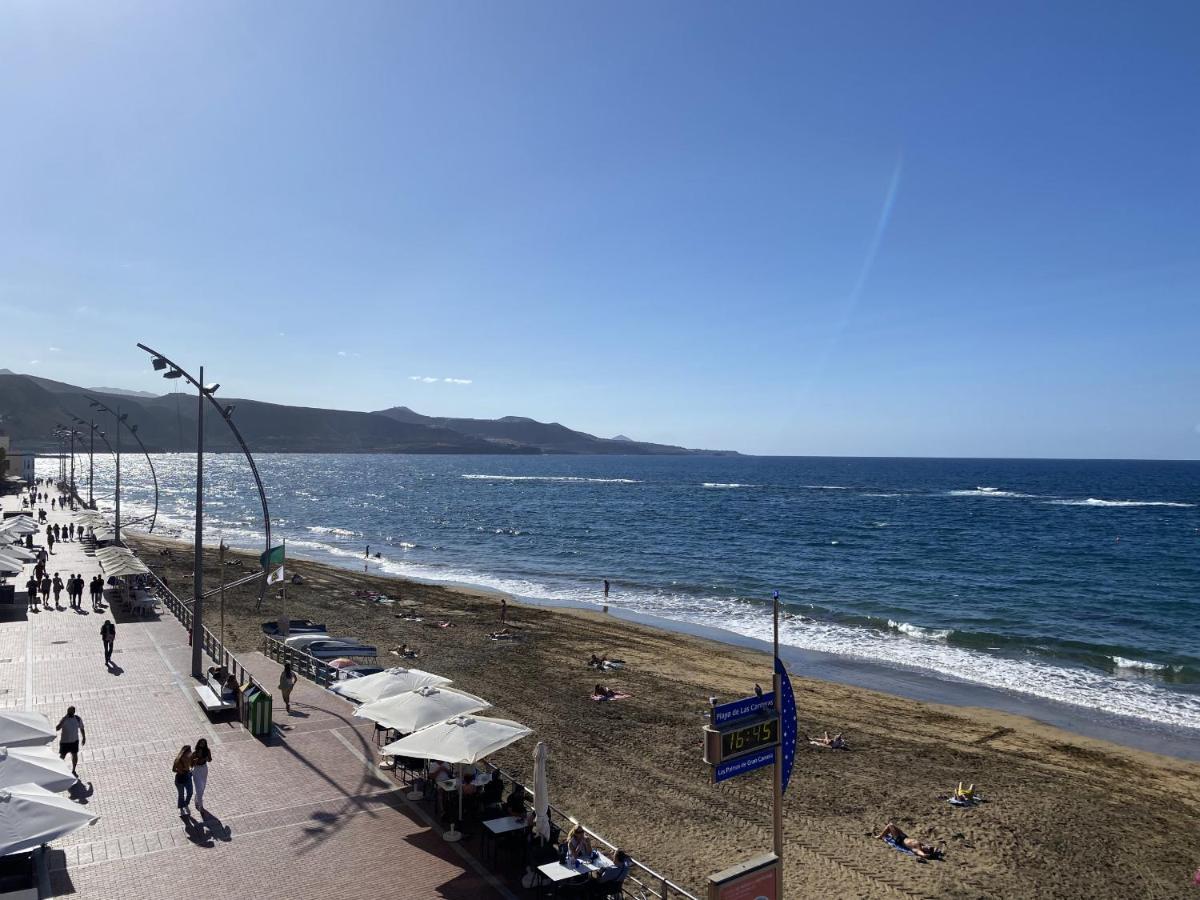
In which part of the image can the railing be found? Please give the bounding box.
[261,635,340,687]
[147,571,268,696]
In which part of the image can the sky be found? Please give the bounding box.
[1,1,1198,458]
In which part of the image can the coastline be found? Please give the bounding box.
[126,530,1200,898]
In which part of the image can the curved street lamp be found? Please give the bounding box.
[135,343,273,678]
[84,396,159,535]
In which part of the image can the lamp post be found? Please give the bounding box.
[83,398,159,534]
[136,342,273,613]
[69,416,99,508]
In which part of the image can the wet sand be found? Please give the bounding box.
[130,532,1200,899]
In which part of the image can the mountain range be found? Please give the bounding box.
[0,370,736,456]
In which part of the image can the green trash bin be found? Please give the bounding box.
[238,682,255,727]
[245,686,273,737]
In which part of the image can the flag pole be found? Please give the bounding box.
[772,589,784,894]
[281,539,288,639]
[219,539,227,665]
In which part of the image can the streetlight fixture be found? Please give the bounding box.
[136,343,273,679]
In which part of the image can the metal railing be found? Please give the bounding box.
[148,571,268,696]
[261,635,341,686]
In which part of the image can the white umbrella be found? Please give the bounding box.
[328,666,451,704]
[97,557,150,578]
[363,686,491,736]
[0,747,76,793]
[0,711,55,748]
[0,782,99,855]
[0,552,24,573]
[0,543,35,562]
[0,518,37,535]
[532,741,550,842]
[381,714,533,842]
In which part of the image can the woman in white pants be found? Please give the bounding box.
[191,739,213,815]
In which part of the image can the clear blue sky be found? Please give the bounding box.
[2,1,1197,457]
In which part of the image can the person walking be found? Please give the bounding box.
[499,595,507,623]
[603,578,610,598]
[191,739,212,815]
[91,576,103,611]
[278,662,297,713]
[46,528,55,555]
[55,707,86,778]
[69,574,80,609]
[172,745,194,814]
[100,619,116,665]
[26,576,38,613]
[40,574,51,610]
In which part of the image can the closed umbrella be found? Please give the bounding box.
[365,686,491,735]
[328,666,451,704]
[381,714,532,842]
[532,741,550,842]
[0,711,55,748]
[0,783,99,855]
[0,747,76,793]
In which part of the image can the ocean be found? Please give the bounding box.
[55,453,1200,732]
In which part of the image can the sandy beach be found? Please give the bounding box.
[129,532,1200,899]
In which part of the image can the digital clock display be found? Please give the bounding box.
[720,718,779,759]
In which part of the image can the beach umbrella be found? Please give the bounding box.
[0,712,55,748]
[0,551,25,573]
[0,782,100,855]
[0,747,76,793]
[0,518,37,535]
[328,658,357,670]
[381,714,533,842]
[0,543,35,562]
[532,741,550,842]
[368,686,491,736]
[328,666,451,704]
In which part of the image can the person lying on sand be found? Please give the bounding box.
[389,643,419,658]
[877,823,942,860]
[807,730,848,749]
[594,683,616,699]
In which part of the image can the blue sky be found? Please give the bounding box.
[2,1,1197,457]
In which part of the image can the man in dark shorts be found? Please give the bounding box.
[56,706,86,777]
[101,620,116,664]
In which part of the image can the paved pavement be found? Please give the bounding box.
[1,481,508,900]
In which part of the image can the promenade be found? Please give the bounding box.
[1,483,507,900]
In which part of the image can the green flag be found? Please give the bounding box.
[260,544,284,570]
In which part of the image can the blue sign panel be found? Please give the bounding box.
[712,692,775,728]
[713,747,775,783]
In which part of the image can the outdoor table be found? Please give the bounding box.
[481,815,528,864]
[435,772,491,791]
[536,852,612,898]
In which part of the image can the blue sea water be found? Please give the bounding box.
[61,454,1200,730]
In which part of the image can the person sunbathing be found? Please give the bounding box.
[807,730,848,749]
[594,683,616,699]
[390,643,419,658]
[877,823,941,859]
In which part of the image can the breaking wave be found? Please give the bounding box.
[461,475,641,484]
[1049,498,1195,508]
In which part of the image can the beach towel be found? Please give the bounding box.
[883,837,925,861]
[948,795,982,807]
[590,692,631,701]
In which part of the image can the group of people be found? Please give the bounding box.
[171,739,215,816]
[25,570,106,612]
[44,520,88,552]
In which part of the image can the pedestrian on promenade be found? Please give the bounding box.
[40,575,51,610]
[55,706,86,778]
[52,573,64,610]
[191,739,212,815]
[279,663,297,713]
[52,523,60,542]
[172,745,194,813]
[26,576,38,613]
[47,528,55,555]
[67,574,78,609]
[101,620,116,664]
[91,576,103,611]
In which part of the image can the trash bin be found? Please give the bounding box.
[245,686,273,738]
[238,682,256,727]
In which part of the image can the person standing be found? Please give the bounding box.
[91,576,103,611]
[40,574,51,610]
[69,574,81,609]
[26,576,39,613]
[55,707,86,777]
[499,596,507,623]
[278,662,297,713]
[603,579,610,598]
[52,573,64,610]
[172,745,194,813]
[100,619,116,664]
[191,739,212,815]
[46,528,55,555]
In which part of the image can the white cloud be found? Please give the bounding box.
[48,346,61,352]
[29,360,40,365]
[408,375,472,385]
[336,350,347,357]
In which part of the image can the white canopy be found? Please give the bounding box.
[0,747,77,793]
[0,518,37,535]
[0,711,55,748]
[0,543,35,562]
[379,714,532,765]
[74,511,109,525]
[0,552,25,572]
[98,557,150,578]
[0,782,99,855]
[328,667,451,704]
[359,686,490,736]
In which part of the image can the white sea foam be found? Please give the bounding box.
[1049,498,1195,508]
[803,484,850,490]
[889,620,953,641]
[864,492,902,498]
[948,487,1035,498]
[1112,656,1171,672]
[307,526,359,537]
[461,475,641,484]
[701,483,757,489]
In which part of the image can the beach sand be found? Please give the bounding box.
[129,533,1200,899]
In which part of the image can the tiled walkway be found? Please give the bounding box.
[1,483,507,900]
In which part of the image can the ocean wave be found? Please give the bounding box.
[889,620,953,641]
[1049,498,1195,508]
[948,486,1035,498]
[863,492,902,498]
[701,483,757,489]
[803,484,850,490]
[1112,656,1172,672]
[306,525,360,537]
[461,475,641,484]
